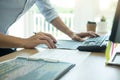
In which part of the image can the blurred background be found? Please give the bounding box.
[8,0,118,39]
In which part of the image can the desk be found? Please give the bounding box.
[0,48,120,80]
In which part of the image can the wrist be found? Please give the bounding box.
[66,30,75,38]
[6,35,27,48]
[18,38,27,48]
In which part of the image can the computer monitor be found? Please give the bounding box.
[109,0,120,43]
[107,0,120,66]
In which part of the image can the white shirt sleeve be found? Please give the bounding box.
[36,0,58,22]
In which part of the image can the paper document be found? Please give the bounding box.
[30,49,90,65]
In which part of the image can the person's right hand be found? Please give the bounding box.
[22,32,57,49]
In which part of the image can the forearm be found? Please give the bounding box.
[51,17,74,38]
[0,33,25,48]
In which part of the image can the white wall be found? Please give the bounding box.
[73,0,100,32]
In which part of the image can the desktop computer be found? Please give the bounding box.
[105,0,120,66]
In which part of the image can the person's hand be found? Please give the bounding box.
[70,31,99,41]
[22,32,57,49]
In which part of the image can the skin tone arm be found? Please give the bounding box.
[0,32,56,49]
[51,17,99,41]
[0,17,98,49]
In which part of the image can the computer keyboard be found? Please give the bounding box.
[77,35,109,52]
[37,35,109,52]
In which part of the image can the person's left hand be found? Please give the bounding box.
[70,31,99,41]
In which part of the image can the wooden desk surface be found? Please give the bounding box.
[0,49,120,80]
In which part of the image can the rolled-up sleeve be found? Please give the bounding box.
[36,0,58,22]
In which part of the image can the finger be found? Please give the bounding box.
[44,33,57,43]
[37,32,57,43]
[89,33,96,37]
[88,31,99,37]
[39,35,56,48]
[73,36,84,42]
[39,40,52,48]
[94,33,100,37]
[34,33,56,48]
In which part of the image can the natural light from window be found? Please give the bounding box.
[99,0,111,10]
[8,0,118,39]
[50,0,75,8]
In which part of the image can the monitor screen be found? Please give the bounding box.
[109,0,120,43]
[107,0,120,66]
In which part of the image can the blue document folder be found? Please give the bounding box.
[0,57,75,80]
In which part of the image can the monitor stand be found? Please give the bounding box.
[107,52,120,66]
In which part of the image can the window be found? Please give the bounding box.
[9,0,75,39]
[74,0,118,32]
[32,0,75,39]
[8,0,118,38]
[98,0,118,30]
